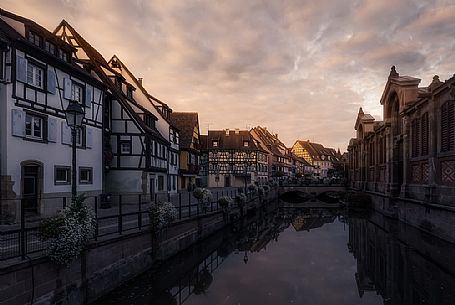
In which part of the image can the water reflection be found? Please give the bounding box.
[348,213,455,305]
[96,208,455,305]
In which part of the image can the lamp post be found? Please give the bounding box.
[64,101,84,201]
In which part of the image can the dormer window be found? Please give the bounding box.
[144,114,155,128]
[58,49,69,62]
[28,31,41,47]
[45,41,56,55]
[212,140,218,147]
[127,86,133,99]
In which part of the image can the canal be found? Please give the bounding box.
[95,205,455,305]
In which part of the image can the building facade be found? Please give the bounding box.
[170,112,201,191]
[291,140,340,178]
[0,10,105,220]
[347,66,455,205]
[201,129,269,188]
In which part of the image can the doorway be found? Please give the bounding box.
[21,163,41,214]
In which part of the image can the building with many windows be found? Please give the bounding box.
[250,126,293,181]
[0,9,105,220]
[347,66,455,205]
[170,112,201,191]
[291,140,340,178]
[200,129,269,188]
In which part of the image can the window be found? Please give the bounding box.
[45,41,55,55]
[28,31,41,47]
[79,167,93,184]
[421,112,429,156]
[58,49,69,62]
[243,141,249,147]
[144,114,155,128]
[55,166,71,185]
[0,51,4,80]
[25,113,43,140]
[71,82,84,104]
[158,176,164,191]
[126,86,133,99]
[27,63,44,89]
[212,140,218,147]
[120,142,131,154]
[411,118,420,157]
[441,101,454,152]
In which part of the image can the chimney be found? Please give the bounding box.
[235,128,240,134]
[138,78,143,86]
[225,129,230,136]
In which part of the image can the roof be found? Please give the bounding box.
[251,126,288,157]
[294,140,340,162]
[290,153,312,167]
[170,112,199,149]
[54,20,168,144]
[203,130,262,151]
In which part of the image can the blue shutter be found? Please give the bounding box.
[47,69,56,94]
[63,78,72,99]
[16,55,27,83]
[48,118,57,142]
[86,127,93,148]
[11,109,26,137]
[61,121,71,144]
[85,85,92,108]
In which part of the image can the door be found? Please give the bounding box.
[22,165,39,213]
[224,176,231,187]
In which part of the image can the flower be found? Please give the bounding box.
[148,201,177,231]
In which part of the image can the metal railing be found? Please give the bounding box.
[0,188,276,261]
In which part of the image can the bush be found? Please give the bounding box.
[39,195,96,265]
[247,184,258,193]
[218,196,232,211]
[193,188,213,212]
[148,201,177,231]
[257,186,265,196]
[263,185,270,193]
[234,193,247,208]
[237,187,244,194]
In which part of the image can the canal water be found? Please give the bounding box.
[96,206,455,305]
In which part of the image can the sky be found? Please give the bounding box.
[4,0,455,151]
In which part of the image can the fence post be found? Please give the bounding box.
[118,195,123,234]
[179,192,182,220]
[154,193,158,205]
[20,199,25,260]
[188,192,192,218]
[63,197,67,209]
[138,194,142,230]
[94,196,98,240]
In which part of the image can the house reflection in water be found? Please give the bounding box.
[348,214,455,305]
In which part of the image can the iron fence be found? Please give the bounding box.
[0,188,275,261]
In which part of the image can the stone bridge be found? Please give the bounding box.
[278,185,347,205]
[279,185,346,195]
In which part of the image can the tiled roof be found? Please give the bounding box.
[170,112,199,150]
[251,126,288,157]
[204,130,261,151]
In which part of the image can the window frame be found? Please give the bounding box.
[28,31,41,47]
[25,112,45,141]
[71,81,85,105]
[45,40,56,55]
[120,140,132,155]
[79,167,93,184]
[54,166,71,185]
[26,61,44,89]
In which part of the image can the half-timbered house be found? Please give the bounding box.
[201,129,268,188]
[170,112,201,191]
[54,21,176,198]
[0,10,105,220]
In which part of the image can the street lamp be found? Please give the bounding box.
[65,101,84,201]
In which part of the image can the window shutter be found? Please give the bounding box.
[449,101,455,151]
[48,118,57,142]
[63,77,72,99]
[86,127,93,148]
[441,102,448,152]
[421,112,428,155]
[11,109,25,137]
[16,55,27,83]
[61,121,72,145]
[85,85,92,108]
[47,69,56,94]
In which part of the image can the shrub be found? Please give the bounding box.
[263,185,270,193]
[247,184,258,193]
[218,196,232,211]
[257,186,265,196]
[39,195,96,265]
[234,193,247,208]
[148,201,177,231]
[193,188,213,212]
[237,187,244,194]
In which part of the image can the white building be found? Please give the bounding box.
[0,10,104,220]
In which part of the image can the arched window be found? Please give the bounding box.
[441,101,455,152]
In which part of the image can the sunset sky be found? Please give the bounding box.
[4,0,455,150]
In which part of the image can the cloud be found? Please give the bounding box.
[3,0,455,150]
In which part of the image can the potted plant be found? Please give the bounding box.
[193,187,213,213]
